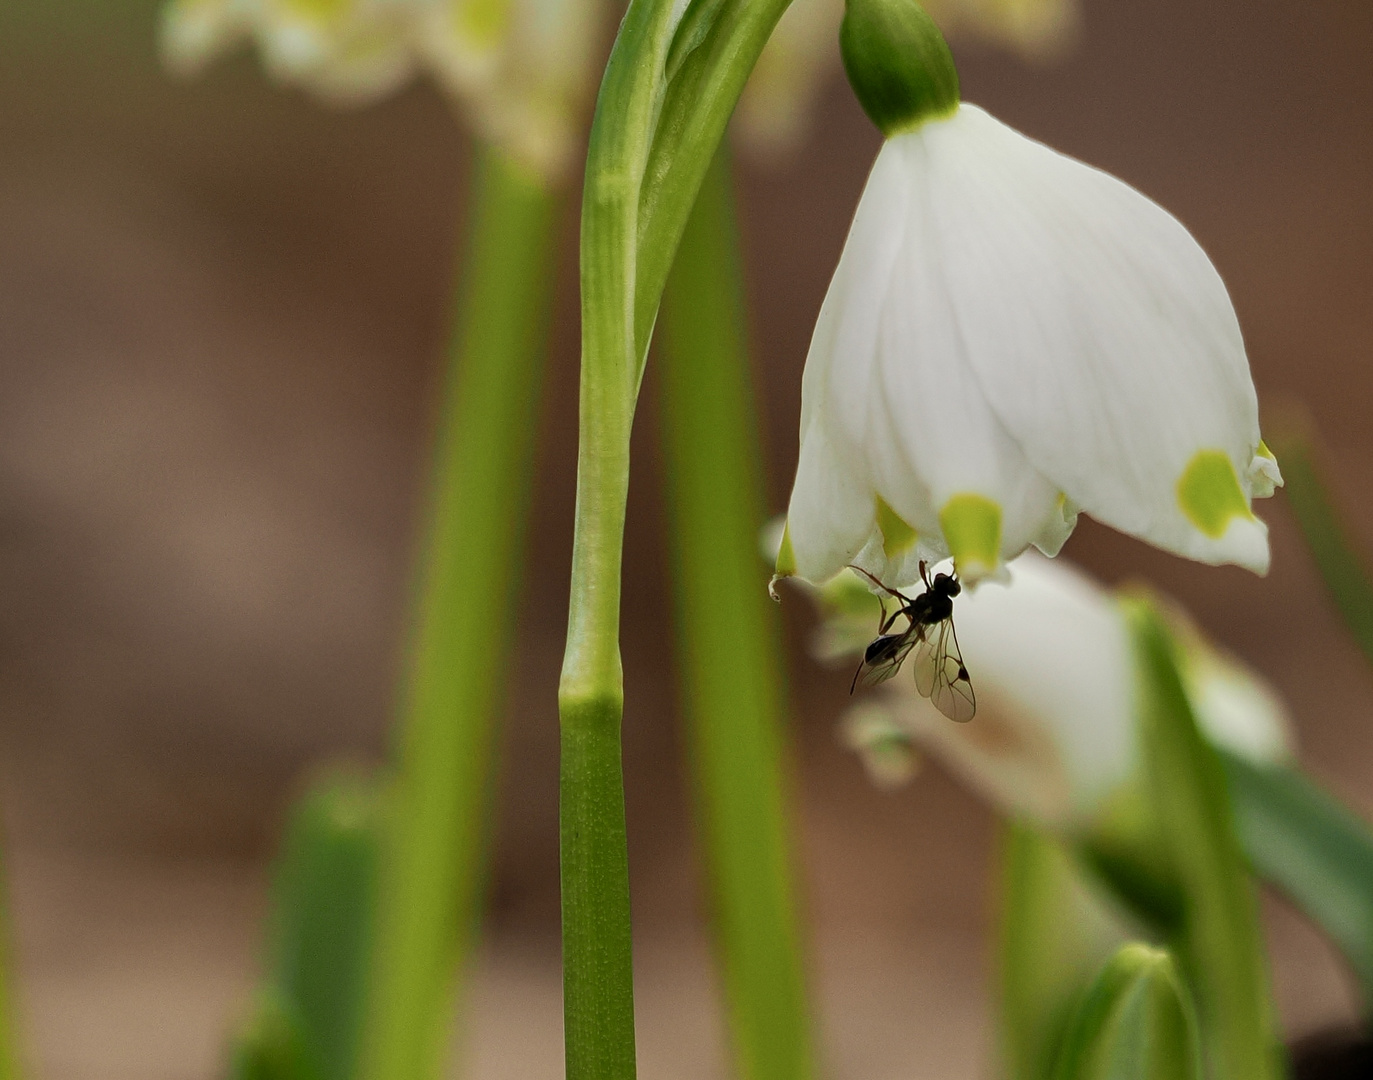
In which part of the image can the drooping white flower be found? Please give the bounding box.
[775,0,1280,590]
[823,553,1291,830]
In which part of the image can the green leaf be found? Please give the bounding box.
[229,994,325,1080]
[997,821,1129,1080]
[1221,750,1373,1009]
[267,772,381,1080]
[1125,597,1283,1080]
[1268,428,1373,670]
[1051,944,1202,1080]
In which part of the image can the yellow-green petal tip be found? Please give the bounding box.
[939,493,1001,580]
[1177,450,1253,538]
[876,496,918,559]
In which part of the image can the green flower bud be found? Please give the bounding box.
[840,0,959,137]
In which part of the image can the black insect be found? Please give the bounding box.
[848,561,976,723]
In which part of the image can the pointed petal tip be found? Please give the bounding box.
[1207,514,1272,577]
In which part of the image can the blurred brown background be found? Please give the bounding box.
[2,0,1372,1077]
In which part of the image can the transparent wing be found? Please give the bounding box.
[852,632,919,692]
[911,620,976,723]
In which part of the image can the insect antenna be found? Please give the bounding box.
[846,564,914,606]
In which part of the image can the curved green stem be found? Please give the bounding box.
[362,144,558,1080]
[659,149,813,1080]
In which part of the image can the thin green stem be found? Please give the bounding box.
[558,1,690,1076]
[362,144,558,1080]
[659,148,812,1080]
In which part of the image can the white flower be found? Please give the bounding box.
[831,553,1291,830]
[777,101,1281,589]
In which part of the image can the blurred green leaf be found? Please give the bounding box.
[229,993,325,1080]
[1222,749,1373,1008]
[256,771,381,1080]
[1051,944,1202,1080]
[1270,428,1373,669]
[1077,786,1183,938]
[998,821,1130,1080]
[1126,598,1283,1080]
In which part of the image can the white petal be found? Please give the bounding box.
[918,104,1270,572]
[815,137,1073,580]
[784,411,876,584]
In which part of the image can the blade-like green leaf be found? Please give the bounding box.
[1269,429,1373,669]
[1221,749,1373,1008]
[1125,598,1283,1080]
[1051,944,1202,1080]
[267,772,381,1080]
[997,821,1129,1080]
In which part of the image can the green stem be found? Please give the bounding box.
[659,148,812,1080]
[362,144,558,1080]
[558,2,690,1077]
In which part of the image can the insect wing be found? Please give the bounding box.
[854,632,919,691]
[911,620,976,723]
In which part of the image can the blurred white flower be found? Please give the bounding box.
[160,0,601,178]
[161,0,417,104]
[776,101,1281,588]
[828,553,1290,830]
[415,0,600,178]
